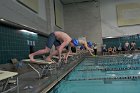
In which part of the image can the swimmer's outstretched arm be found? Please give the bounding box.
[58,42,69,62]
[84,42,94,56]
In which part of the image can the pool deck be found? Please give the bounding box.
[3,53,140,93]
[8,52,87,93]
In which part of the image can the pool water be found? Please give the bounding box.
[49,54,140,93]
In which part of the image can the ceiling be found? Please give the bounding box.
[60,0,98,5]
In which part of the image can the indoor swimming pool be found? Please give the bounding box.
[48,54,140,93]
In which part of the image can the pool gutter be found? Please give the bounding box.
[40,58,84,93]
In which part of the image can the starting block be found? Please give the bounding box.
[22,59,56,78]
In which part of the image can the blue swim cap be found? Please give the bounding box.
[80,45,84,50]
[72,39,79,46]
[87,41,93,47]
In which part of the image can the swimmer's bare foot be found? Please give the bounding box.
[45,57,51,61]
[29,54,36,62]
[45,59,52,62]
[45,59,56,63]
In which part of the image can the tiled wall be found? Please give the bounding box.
[0,24,47,64]
[103,34,140,48]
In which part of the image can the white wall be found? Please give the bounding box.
[0,0,49,34]
[100,0,140,38]
[63,1,102,50]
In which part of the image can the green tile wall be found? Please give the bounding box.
[103,34,140,48]
[0,24,47,64]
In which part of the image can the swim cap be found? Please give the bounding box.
[87,41,92,47]
[80,45,84,50]
[72,39,79,46]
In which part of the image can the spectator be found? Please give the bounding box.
[117,43,122,54]
[130,41,136,54]
[108,47,113,55]
[102,44,107,55]
[124,41,130,51]
[93,43,97,55]
[112,46,117,54]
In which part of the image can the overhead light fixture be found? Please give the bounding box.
[0,19,5,21]
[0,18,40,35]
[106,36,113,38]
[19,29,37,35]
